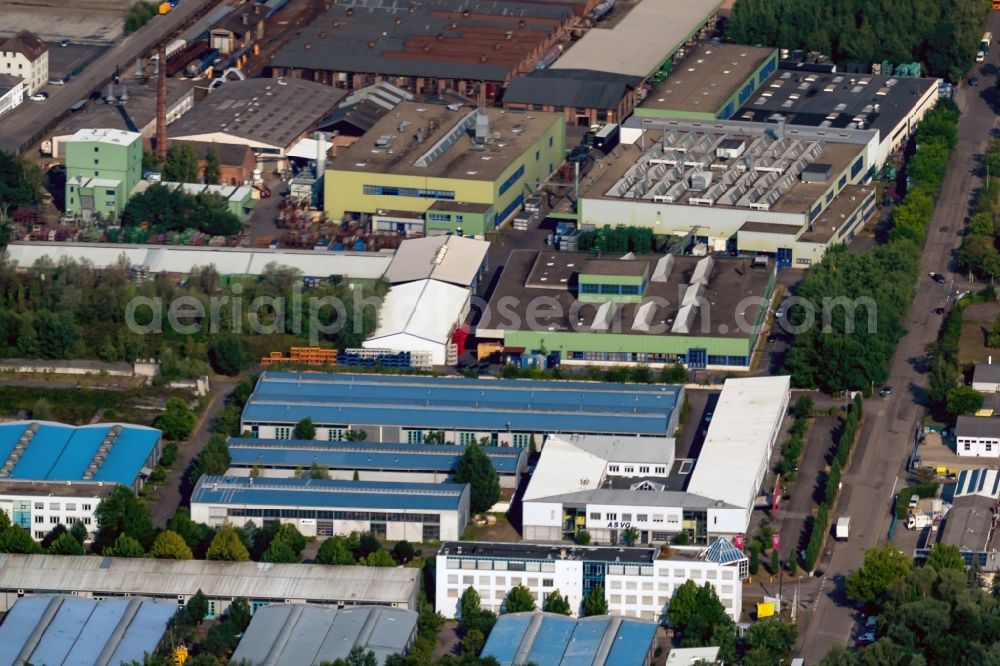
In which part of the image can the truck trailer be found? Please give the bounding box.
[836,516,850,540]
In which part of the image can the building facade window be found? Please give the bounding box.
[512,433,529,448]
[498,165,526,196]
[275,426,292,439]
[363,185,455,199]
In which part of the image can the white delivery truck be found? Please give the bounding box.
[836,516,850,540]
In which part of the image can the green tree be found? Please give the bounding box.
[41,523,68,549]
[503,585,537,614]
[94,485,154,551]
[0,510,9,531]
[574,529,591,545]
[621,526,639,546]
[423,431,446,444]
[542,589,572,615]
[793,395,815,419]
[946,385,984,417]
[308,461,330,479]
[317,536,357,565]
[150,530,194,559]
[667,580,700,630]
[454,442,501,514]
[186,589,210,624]
[581,585,608,616]
[846,544,912,605]
[362,549,396,567]
[48,531,84,555]
[0,525,41,553]
[104,532,145,558]
[228,597,252,632]
[207,526,250,561]
[204,144,221,185]
[164,144,200,183]
[460,628,486,657]
[788,551,798,576]
[459,586,497,636]
[345,429,368,441]
[0,152,42,207]
[31,397,52,420]
[208,336,246,376]
[987,315,1000,348]
[927,543,966,572]
[124,1,157,34]
[262,537,298,563]
[332,646,379,666]
[392,540,415,564]
[157,397,197,441]
[69,521,89,545]
[459,586,484,621]
[192,434,231,484]
[771,549,781,575]
[293,417,317,440]
[749,543,760,575]
[745,619,798,663]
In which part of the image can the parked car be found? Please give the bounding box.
[60,38,71,47]
[855,632,877,647]
[970,77,980,87]
[29,94,47,102]
[929,272,946,284]
[879,386,893,398]
[48,78,65,86]
[933,306,945,315]
[909,494,920,510]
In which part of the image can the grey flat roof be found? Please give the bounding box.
[956,415,1000,439]
[530,487,737,509]
[0,74,23,91]
[552,0,723,78]
[641,44,776,114]
[0,554,419,607]
[484,250,772,340]
[439,541,657,564]
[503,69,640,110]
[0,596,174,666]
[168,78,345,150]
[974,364,1000,384]
[54,80,195,138]
[738,221,802,235]
[737,68,939,137]
[230,604,417,665]
[328,102,561,181]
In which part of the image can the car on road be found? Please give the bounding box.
[60,38,71,47]
[29,94,47,102]
[775,304,786,318]
[855,631,877,647]
[909,494,920,510]
[879,386,893,398]
[48,78,65,86]
[970,77,980,87]
[929,272,946,284]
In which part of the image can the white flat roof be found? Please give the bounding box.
[69,128,141,145]
[366,279,470,346]
[685,375,790,511]
[552,0,722,78]
[4,242,393,279]
[383,235,490,287]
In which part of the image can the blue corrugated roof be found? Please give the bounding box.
[605,619,657,665]
[482,614,658,666]
[482,614,533,666]
[561,616,610,662]
[228,438,524,474]
[0,421,160,486]
[192,476,468,511]
[241,372,679,435]
[524,615,577,665]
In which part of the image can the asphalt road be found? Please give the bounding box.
[0,0,220,154]
[797,15,1000,661]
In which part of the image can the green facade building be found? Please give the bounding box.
[325,102,564,237]
[64,128,142,219]
[477,250,777,369]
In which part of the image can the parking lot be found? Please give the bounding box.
[0,0,126,45]
[46,43,108,81]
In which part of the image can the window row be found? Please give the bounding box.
[226,508,442,523]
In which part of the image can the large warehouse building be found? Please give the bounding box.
[0,554,420,613]
[226,437,527,488]
[476,251,777,369]
[324,102,565,230]
[0,421,162,541]
[0,596,175,666]
[577,117,878,267]
[191,475,471,541]
[436,540,745,622]
[240,372,684,445]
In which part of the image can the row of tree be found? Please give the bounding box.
[957,140,1000,278]
[727,0,988,81]
[0,258,388,379]
[926,286,992,421]
[121,183,242,236]
[784,100,962,392]
[145,144,222,185]
[575,225,656,254]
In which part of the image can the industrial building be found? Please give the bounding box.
[476,251,777,369]
[226,437,527,488]
[482,612,658,666]
[685,375,790,529]
[191,476,471,541]
[577,117,878,267]
[436,540,745,622]
[0,421,163,540]
[0,554,420,613]
[324,102,565,229]
[317,83,415,148]
[170,140,257,186]
[955,416,1000,458]
[923,472,1000,571]
[167,78,345,166]
[0,75,24,120]
[0,30,47,94]
[231,604,418,666]
[551,0,722,79]
[383,235,490,290]
[270,0,580,102]
[64,128,143,219]
[362,278,471,366]
[130,180,256,220]
[5,242,393,280]
[209,2,266,56]
[737,67,940,170]
[240,372,683,445]
[502,69,642,127]
[44,80,196,158]
[0,595,175,666]
[520,434,746,545]
[635,44,779,120]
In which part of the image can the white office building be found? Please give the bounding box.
[436,540,745,623]
[955,416,1000,458]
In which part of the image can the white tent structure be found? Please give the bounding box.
[363,279,471,365]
